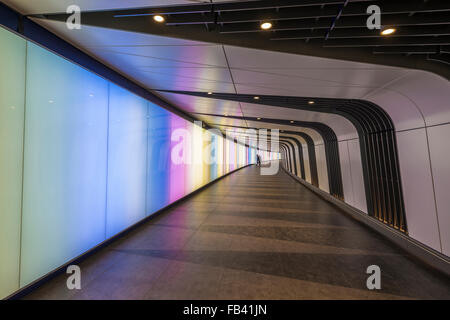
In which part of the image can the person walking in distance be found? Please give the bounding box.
[256,153,261,167]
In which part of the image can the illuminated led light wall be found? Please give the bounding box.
[208,133,219,181]
[106,84,148,238]
[0,26,256,299]
[147,103,171,214]
[192,123,204,189]
[202,130,211,185]
[250,148,257,164]
[20,41,110,288]
[169,115,187,203]
[217,136,224,177]
[228,140,236,172]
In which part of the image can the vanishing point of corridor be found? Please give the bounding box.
[25,164,450,300]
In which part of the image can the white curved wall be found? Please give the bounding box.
[338,139,367,213]
[366,70,450,255]
[303,144,311,183]
[315,144,329,193]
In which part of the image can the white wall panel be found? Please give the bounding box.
[427,124,450,256]
[347,139,367,213]
[293,143,301,177]
[396,129,441,252]
[302,146,311,183]
[338,141,354,206]
[315,144,329,193]
[106,84,148,238]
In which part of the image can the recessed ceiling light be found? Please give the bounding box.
[381,28,396,36]
[290,120,294,123]
[260,22,272,30]
[153,15,165,23]
[253,96,260,100]
[257,117,261,120]
[207,92,213,95]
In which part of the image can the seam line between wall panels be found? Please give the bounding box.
[144,102,150,216]
[425,127,443,252]
[104,82,111,240]
[222,45,248,129]
[18,41,28,287]
[396,122,450,134]
[346,141,356,208]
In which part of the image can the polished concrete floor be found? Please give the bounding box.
[25,164,450,300]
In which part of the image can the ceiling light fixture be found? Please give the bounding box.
[290,120,294,123]
[207,92,213,95]
[381,28,396,36]
[253,96,260,100]
[308,101,315,105]
[153,15,165,23]
[257,117,261,120]
[260,22,272,30]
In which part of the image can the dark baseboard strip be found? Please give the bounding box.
[281,165,450,279]
[6,163,254,300]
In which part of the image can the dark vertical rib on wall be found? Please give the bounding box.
[284,145,290,172]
